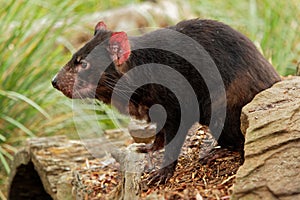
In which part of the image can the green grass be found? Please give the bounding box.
[190,0,300,75]
[0,0,299,198]
[0,0,137,175]
[0,0,82,172]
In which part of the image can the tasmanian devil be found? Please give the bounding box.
[52,19,281,184]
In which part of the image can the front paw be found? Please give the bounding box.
[142,162,176,187]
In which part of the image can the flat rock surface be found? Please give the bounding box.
[232,77,300,200]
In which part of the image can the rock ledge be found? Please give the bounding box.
[232,77,300,200]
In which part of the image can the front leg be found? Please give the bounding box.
[146,122,190,186]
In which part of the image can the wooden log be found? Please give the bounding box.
[8,136,95,200]
[8,124,154,200]
[110,144,146,200]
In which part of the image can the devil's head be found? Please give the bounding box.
[52,21,132,103]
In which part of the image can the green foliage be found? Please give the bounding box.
[0,0,72,174]
[0,0,132,174]
[190,0,300,75]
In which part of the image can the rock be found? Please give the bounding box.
[128,119,156,144]
[232,77,300,200]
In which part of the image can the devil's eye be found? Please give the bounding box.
[80,60,89,69]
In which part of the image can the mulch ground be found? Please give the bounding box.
[76,124,243,200]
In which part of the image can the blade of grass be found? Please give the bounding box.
[0,146,13,161]
[0,135,6,142]
[0,90,50,119]
[0,115,35,137]
[0,148,10,174]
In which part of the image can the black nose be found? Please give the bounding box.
[52,75,58,89]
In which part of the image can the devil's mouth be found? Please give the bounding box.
[71,85,97,99]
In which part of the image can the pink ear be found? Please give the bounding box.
[108,32,131,66]
[94,21,107,35]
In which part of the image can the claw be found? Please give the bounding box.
[144,162,176,187]
[147,173,161,186]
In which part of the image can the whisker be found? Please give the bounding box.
[74,74,144,105]
[104,75,145,94]
[104,81,135,101]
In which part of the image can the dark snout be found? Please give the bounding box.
[51,74,59,89]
